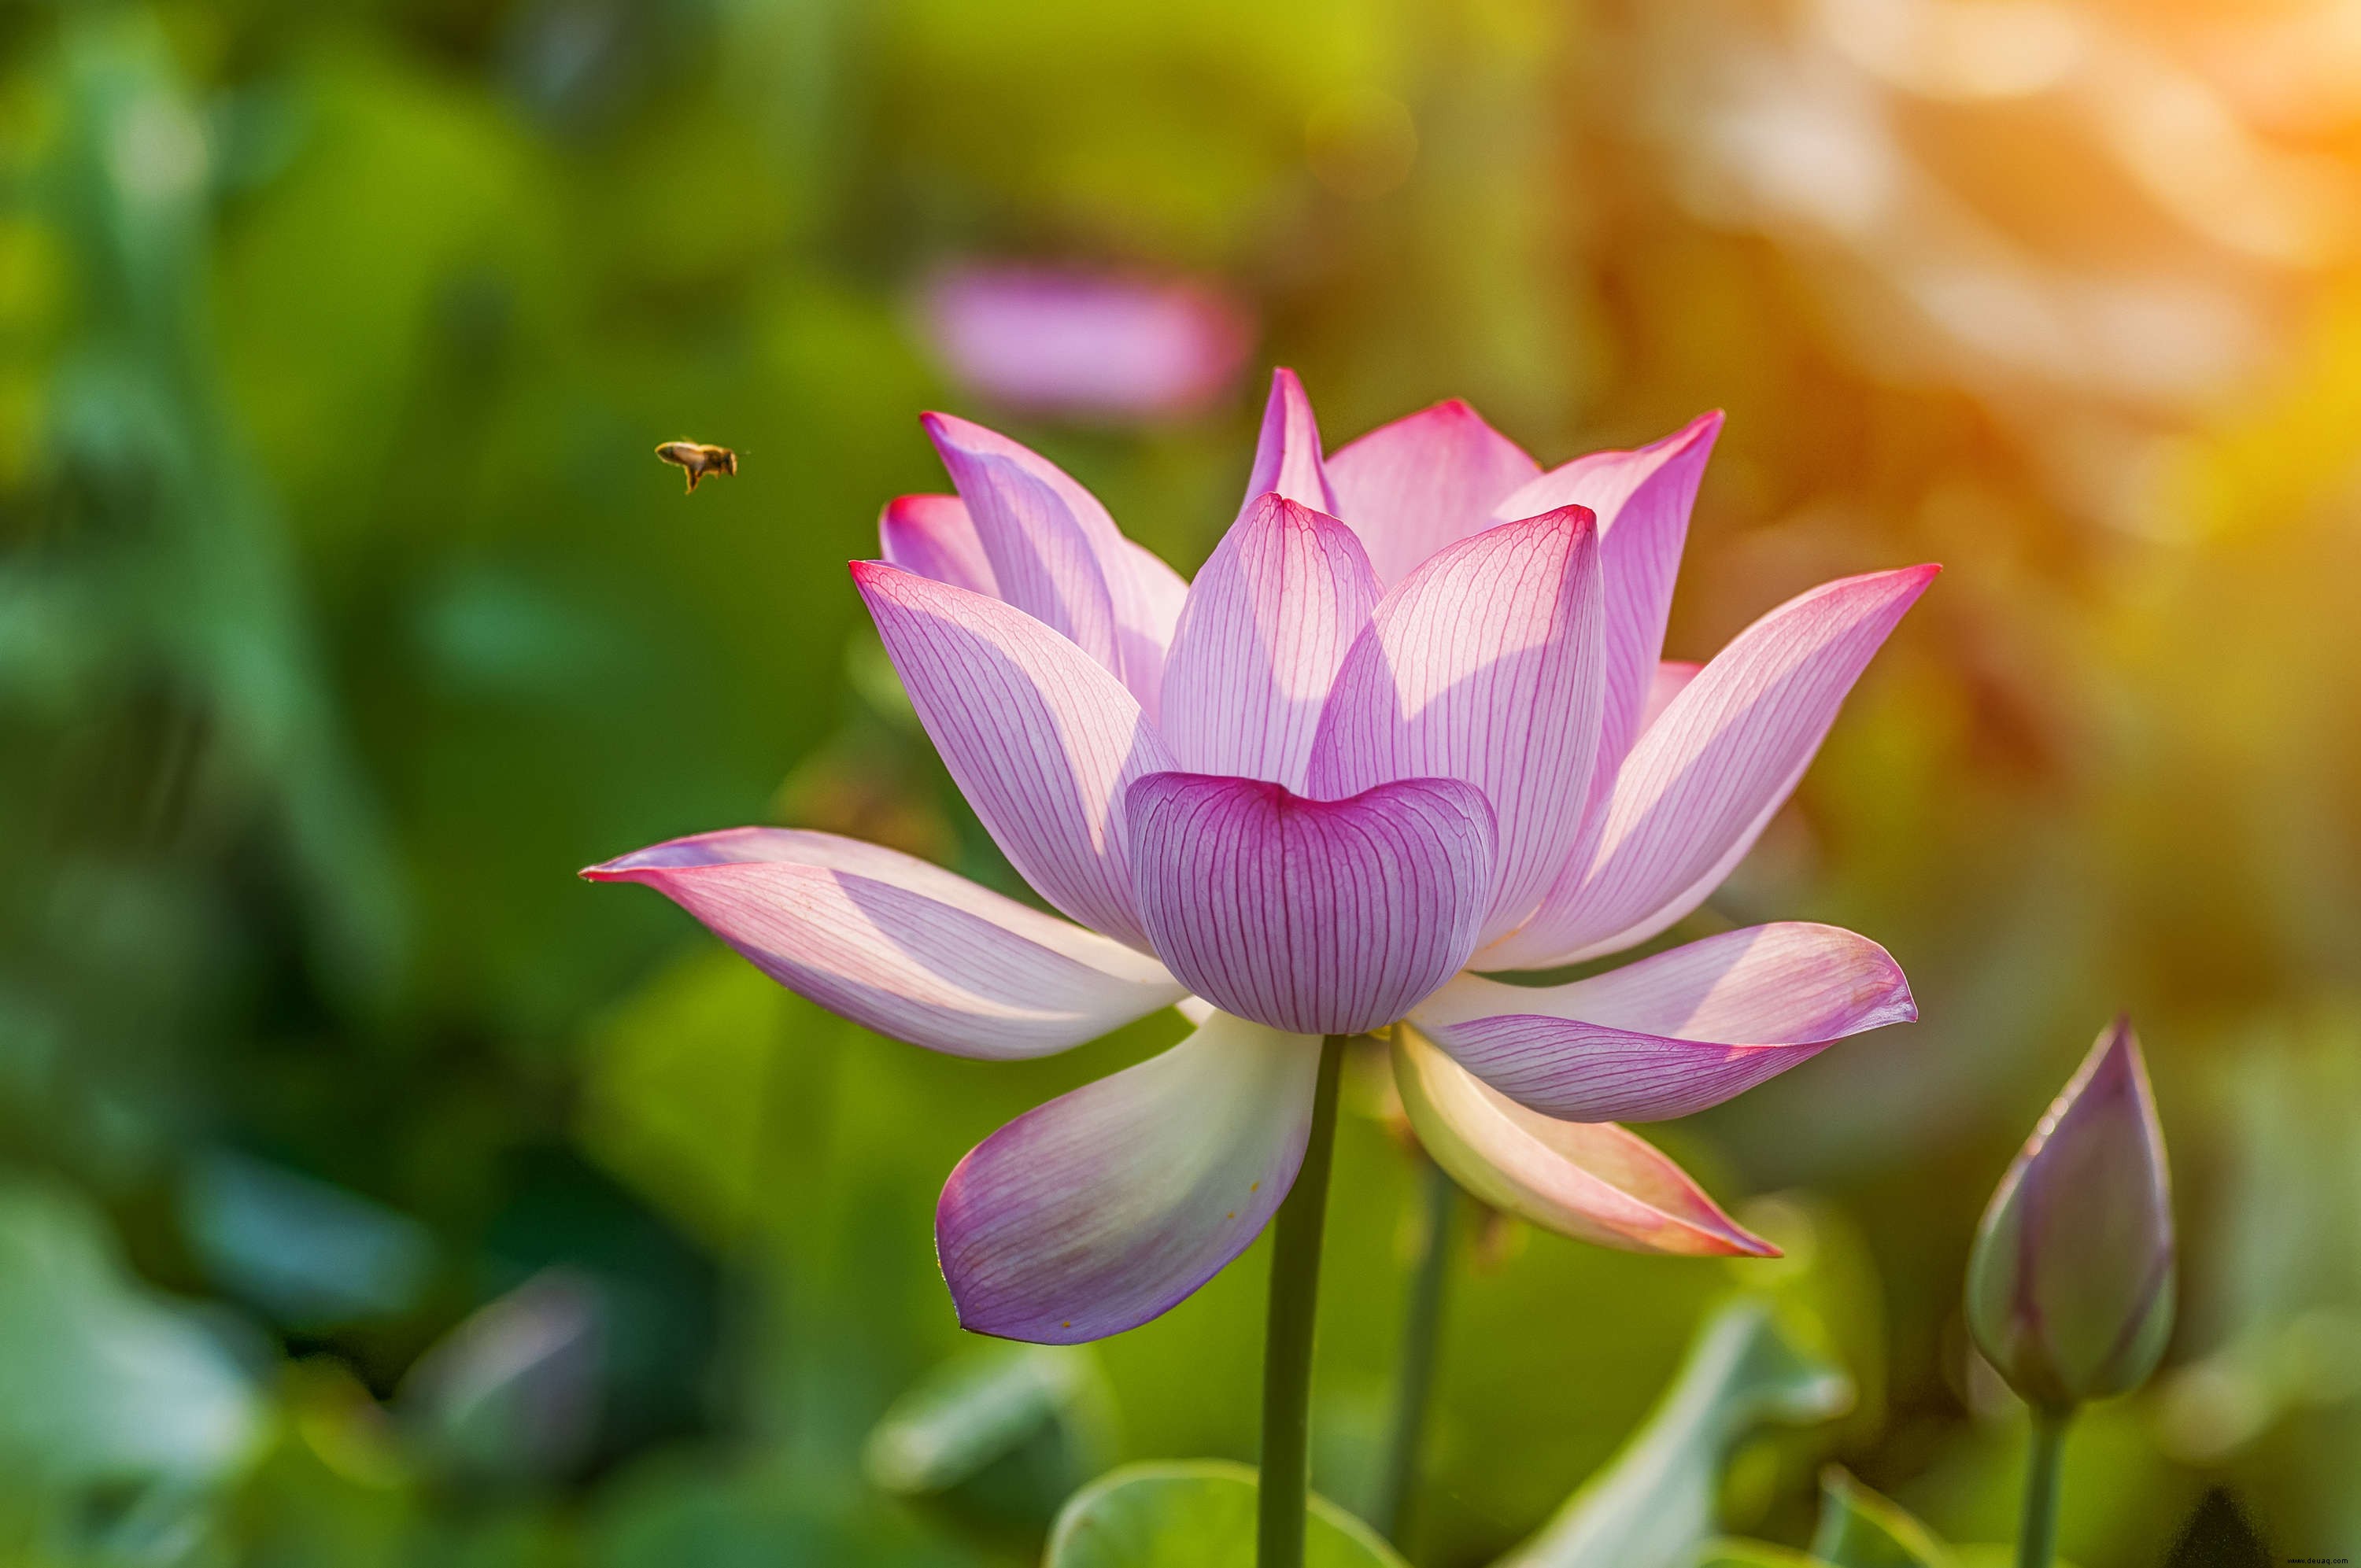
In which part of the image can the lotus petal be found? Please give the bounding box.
[1126,772,1497,1035]
[584,828,1183,1057]
[937,1011,1323,1342]
[1492,412,1724,769]
[1413,923,1916,1120]
[1307,508,1605,942]
[1159,495,1380,790]
[1484,565,1936,970]
[854,562,1176,947]
[1394,1027,1775,1256]
[1241,367,1337,515]
[1326,399,1540,585]
[879,493,999,598]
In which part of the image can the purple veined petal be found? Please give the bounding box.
[853,561,1179,948]
[1480,564,1938,971]
[921,264,1254,422]
[1159,495,1380,789]
[880,493,998,597]
[583,828,1184,1058]
[924,417,1122,675]
[1325,399,1541,586]
[1306,507,1607,943]
[1410,922,1916,1120]
[1241,367,1338,515]
[1392,1026,1775,1256]
[1642,659,1703,735]
[937,1010,1323,1343]
[1491,411,1724,773]
[921,411,1184,718]
[1125,771,1497,1036]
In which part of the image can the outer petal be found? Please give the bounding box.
[1125,773,1497,1035]
[583,828,1184,1057]
[1158,495,1380,789]
[922,411,1181,717]
[1484,565,1938,969]
[1491,412,1723,769]
[937,1011,1323,1342]
[1393,1027,1775,1256]
[1326,399,1541,585]
[1241,367,1337,515]
[878,493,998,598]
[853,562,1177,948]
[1306,508,1606,943]
[1410,923,1917,1121]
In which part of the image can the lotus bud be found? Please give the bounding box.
[1968,1016,2175,1411]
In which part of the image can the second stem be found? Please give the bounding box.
[1257,1034,1349,1568]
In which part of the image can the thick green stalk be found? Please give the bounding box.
[1372,1151,1457,1546]
[1258,1034,1349,1568]
[2016,1406,2073,1568]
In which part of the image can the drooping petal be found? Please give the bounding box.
[1491,412,1724,770]
[583,828,1184,1057]
[1325,399,1540,585]
[853,562,1177,947]
[1642,659,1702,734]
[1159,495,1380,789]
[1483,565,1938,970]
[1306,508,1606,943]
[1393,1027,1775,1256]
[878,493,998,598]
[1411,923,1916,1120]
[1125,772,1497,1035]
[921,412,1183,717]
[937,1010,1323,1342]
[1240,367,1337,515]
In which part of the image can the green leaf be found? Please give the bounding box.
[1807,1468,1954,1568]
[1045,1460,1410,1568]
[0,1181,260,1486]
[1493,1297,1853,1567]
[864,1343,1115,1538]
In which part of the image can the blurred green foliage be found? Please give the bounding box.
[3,0,2358,1563]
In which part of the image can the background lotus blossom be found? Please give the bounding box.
[590,369,1934,1345]
[921,264,1256,422]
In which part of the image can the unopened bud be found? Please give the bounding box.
[1967,1016,2175,1411]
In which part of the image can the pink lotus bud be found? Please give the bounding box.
[1968,1016,2175,1411]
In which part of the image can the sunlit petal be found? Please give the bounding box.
[1395,1027,1775,1256]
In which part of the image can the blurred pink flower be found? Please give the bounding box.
[589,371,1934,1342]
[920,264,1254,421]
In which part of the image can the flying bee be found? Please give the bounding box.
[655,441,737,493]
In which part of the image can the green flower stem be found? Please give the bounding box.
[2016,1405,2074,1568]
[1258,1034,1349,1568]
[1373,1150,1457,1546]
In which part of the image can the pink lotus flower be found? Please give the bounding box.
[921,264,1254,422]
[587,371,1934,1344]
